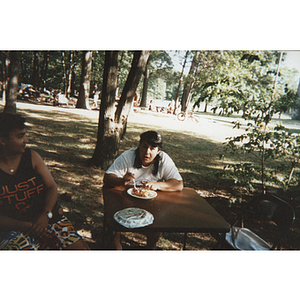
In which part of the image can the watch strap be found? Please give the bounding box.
[45,211,53,219]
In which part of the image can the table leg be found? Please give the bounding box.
[101,213,116,249]
[211,232,228,250]
[183,233,188,250]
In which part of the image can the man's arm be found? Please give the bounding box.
[0,215,32,233]
[28,150,58,237]
[31,150,58,212]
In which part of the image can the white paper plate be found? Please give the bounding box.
[113,207,154,228]
[127,188,157,200]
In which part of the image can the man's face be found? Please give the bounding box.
[139,141,160,166]
[0,128,28,155]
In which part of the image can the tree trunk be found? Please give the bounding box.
[181,51,200,111]
[66,51,75,98]
[140,67,149,108]
[115,50,150,122]
[174,50,189,114]
[40,51,49,90]
[32,51,39,88]
[91,51,119,169]
[71,69,76,96]
[62,52,67,93]
[19,52,25,84]
[1,52,9,103]
[76,51,92,109]
[91,50,150,169]
[4,51,20,114]
[140,56,151,108]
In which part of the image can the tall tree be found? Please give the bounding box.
[19,51,33,84]
[117,51,134,93]
[1,51,9,103]
[4,51,20,114]
[66,51,76,98]
[39,51,50,90]
[91,50,150,169]
[179,50,221,112]
[180,51,201,111]
[61,51,67,93]
[76,51,93,109]
[220,51,300,193]
[90,51,105,90]
[198,51,288,117]
[174,50,189,113]
[32,51,39,88]
[140,60,150,108]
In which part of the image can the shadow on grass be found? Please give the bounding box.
[19,107,243,249]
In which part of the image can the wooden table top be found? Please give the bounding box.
[103,186,230,234]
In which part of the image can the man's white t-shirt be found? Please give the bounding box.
[106,148,182,183]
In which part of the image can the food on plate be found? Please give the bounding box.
[113,208,154,228]
[132,187,156,198]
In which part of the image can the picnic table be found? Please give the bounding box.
[102,186,230,249]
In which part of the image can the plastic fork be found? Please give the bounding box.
[133,178,136,190]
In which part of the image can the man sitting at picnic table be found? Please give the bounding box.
[103,130,184,250]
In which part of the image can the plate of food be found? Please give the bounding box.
[127,187,157,200]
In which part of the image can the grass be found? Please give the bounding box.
[17,105,229,249]
[4,102,300,250]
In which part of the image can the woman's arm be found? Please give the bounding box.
[103,172,135,187]
[143,179,184,192]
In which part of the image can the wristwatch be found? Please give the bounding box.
[45,211,53,219]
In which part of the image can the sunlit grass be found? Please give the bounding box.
[7,102,300,249]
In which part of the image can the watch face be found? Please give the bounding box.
[47,211,53,219]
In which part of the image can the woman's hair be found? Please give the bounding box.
[0,113,26,138]
[139,131,163,150]
[133,131,163,175]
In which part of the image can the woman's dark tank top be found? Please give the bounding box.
[0,148,45,222]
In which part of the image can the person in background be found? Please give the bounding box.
[167,100,175,114]
[0,113,89,250]
[133,92,139,107]
[92,84,100,109]
[104,130,183,250]
[148,99,156,112]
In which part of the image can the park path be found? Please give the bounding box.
[13,102,246,144]
[128,109,246,143]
